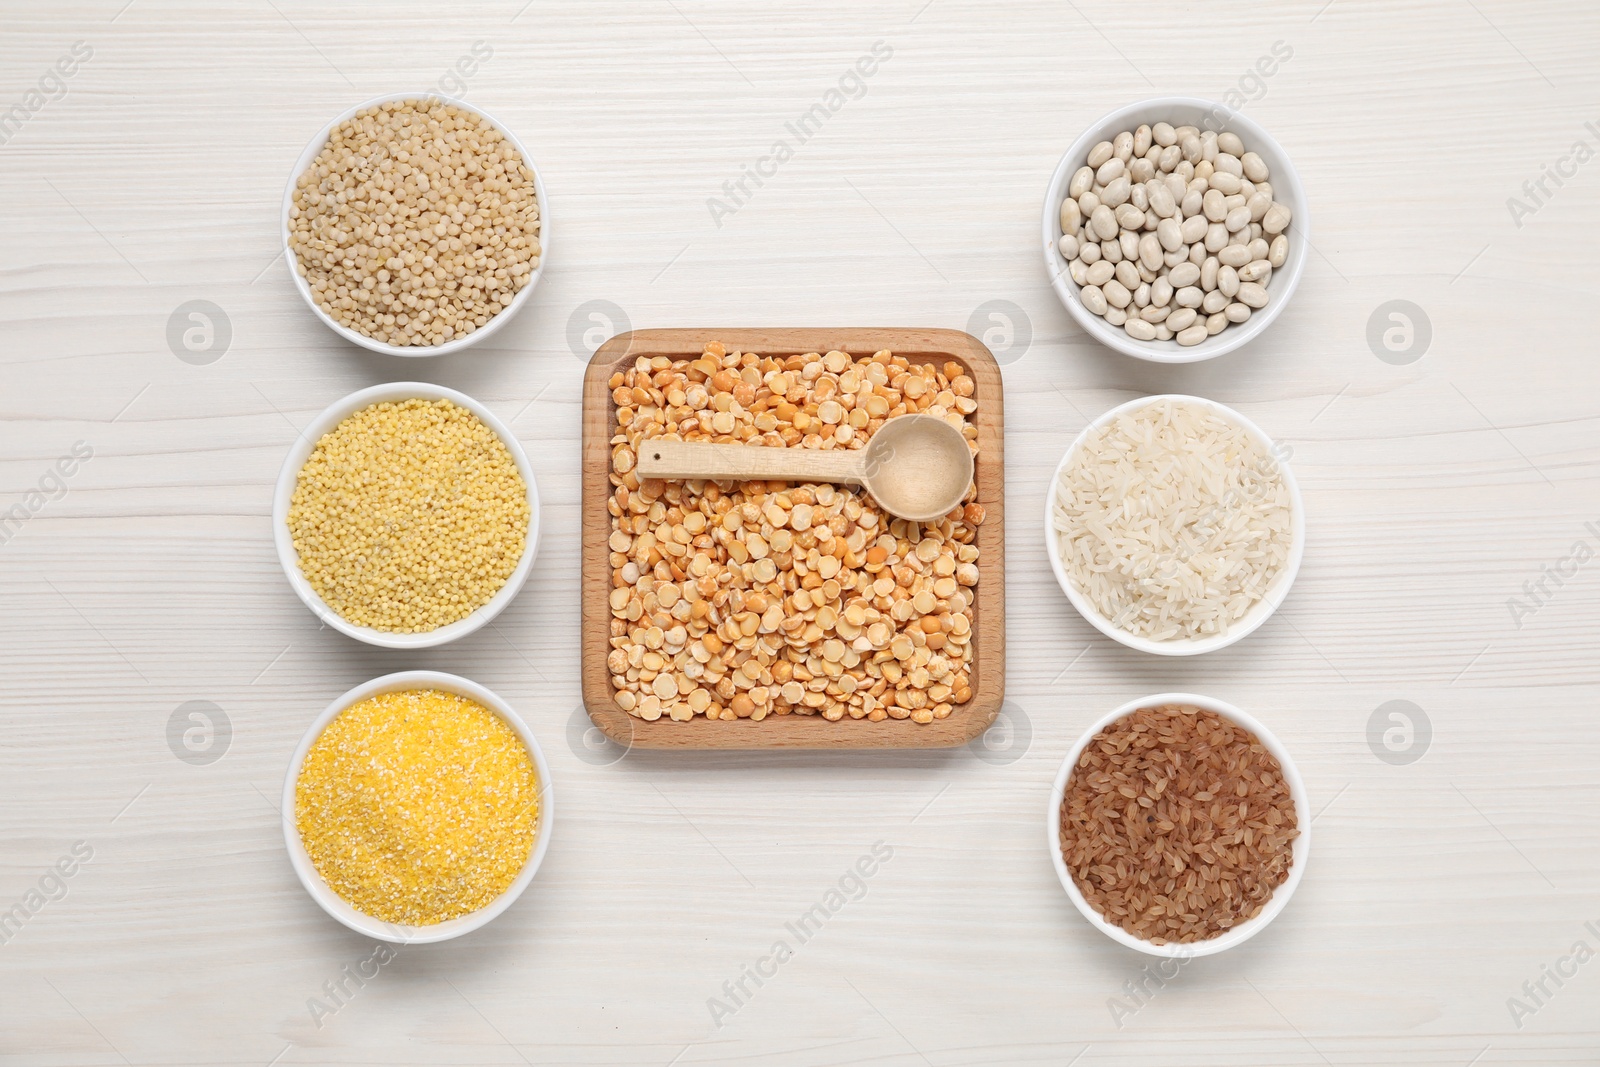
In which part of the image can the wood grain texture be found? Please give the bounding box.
[581,328,1005,749]
[2,1,1599,1064]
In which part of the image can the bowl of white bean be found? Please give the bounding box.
[1043,97,1308,363]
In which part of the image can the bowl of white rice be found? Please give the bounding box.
[1045,395,1304,656]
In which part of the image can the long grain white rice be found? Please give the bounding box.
[1051,399,1292,642]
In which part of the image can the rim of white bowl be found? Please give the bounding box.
[281,91,549,357]
[1043,394,1304,656]
[1047,691,1310,958]
[282,671,553,944]
[1042,96,1309,364]
[272,382,541,649]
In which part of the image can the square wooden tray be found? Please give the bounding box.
[581,328,1004,749]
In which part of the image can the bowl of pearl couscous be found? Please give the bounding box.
[272,381,541,648]
[282,93,548,356]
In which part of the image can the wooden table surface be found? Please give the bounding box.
[2,2,1597,1064]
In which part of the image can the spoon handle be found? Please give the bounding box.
[635,440,867,485]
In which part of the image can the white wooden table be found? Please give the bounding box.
[3,2,1597,1064]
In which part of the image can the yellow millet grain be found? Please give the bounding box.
[288,98,542,348]
[287,397,529,633]
[295,689,540,926]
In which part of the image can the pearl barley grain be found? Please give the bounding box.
[1059,121,1289,347]
[289,99,542,349]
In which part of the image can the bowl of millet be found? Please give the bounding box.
[282,93,548,356]
[283,671,552,943]
[272,382,541,649]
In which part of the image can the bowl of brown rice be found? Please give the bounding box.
[282,93,548,356]
[1048,692,1309,957]
[1045,394,1304,656]
[272,382,541,649]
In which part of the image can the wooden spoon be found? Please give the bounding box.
[634,414,973,522]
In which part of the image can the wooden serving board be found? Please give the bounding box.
[581,328,1005,749]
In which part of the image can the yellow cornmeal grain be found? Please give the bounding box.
[287,397,529,633]
[295,689,540,925]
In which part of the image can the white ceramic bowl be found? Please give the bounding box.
[1045,394,1304,657]
[1042,96,1309,363]
[283,671,554,944]
[282,92,549,357]
[272,382,541,649]
[1048,692,1310,958]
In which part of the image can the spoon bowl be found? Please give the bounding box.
[634,414,973,523]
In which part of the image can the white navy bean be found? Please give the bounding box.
[1081,284,1107,315]
[1087,141,1113,168]
[1218,244,1252,268]
[1217,131,1244,156]
[1086,260,1114,286]
[1157,216,1184,252]
[1206,311,1228,335]
[1218,264,1240,298]
[1176,323,1209,346]
[1237,281,1270,308]
[1124,318,1157,341]
[1091,205,1118,240]
[1140,232,1165,270]
[1241,151,1269,182]
[1165,307,1198,332]
[1262,202,1292,235]
[1148,182,1176,218]
[1201,256,1219,291]
[1070,166,1095,198]
[1202,289,1228,314]
[1268,234,1289,268]
[1225,301,1252,323]
[1168,261,1200,288]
